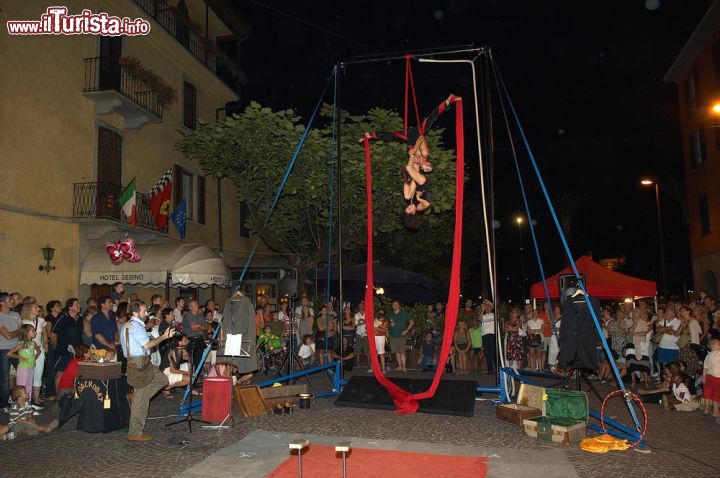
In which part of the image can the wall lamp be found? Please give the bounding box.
[39,244,57,274]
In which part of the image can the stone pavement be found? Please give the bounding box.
[0,367,718,478]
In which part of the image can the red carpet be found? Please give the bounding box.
[266,445,488,477]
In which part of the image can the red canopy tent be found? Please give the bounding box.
[530,256,657,300]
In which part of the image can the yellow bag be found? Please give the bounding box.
[579,434,630,454]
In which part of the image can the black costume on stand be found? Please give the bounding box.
[218,295,257,373]
[557,288,600,371]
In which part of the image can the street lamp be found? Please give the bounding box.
[640,178,667,297]
[516,216,526,301]
[711,101,720,115]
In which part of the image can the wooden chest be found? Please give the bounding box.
[496,383,543,426]
[522,389,588,445]
[77,361,122,380]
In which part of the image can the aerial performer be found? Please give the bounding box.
[363,94,461,218]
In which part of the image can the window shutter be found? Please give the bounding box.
[197,175,206,224]
[174,164,184,207]
[183,81,196,130]
[97,127,122,185]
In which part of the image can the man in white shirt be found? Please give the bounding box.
[353,302,369,368]
[294,297,314,318]
[656,307,682,368]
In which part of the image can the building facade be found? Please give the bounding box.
[665,0,720,298]
[0,1,287,307]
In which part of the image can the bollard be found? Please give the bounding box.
[335,441,351,478]
[289,439,310,478]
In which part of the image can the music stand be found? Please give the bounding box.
[166,338,210,432]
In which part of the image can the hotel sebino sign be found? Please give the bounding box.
[81,271,231,287]
[81,270,167,286]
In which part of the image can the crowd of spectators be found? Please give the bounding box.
[3,284,720,441]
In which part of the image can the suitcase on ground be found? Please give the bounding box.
[496,383,543,426]
[522,389,588,444]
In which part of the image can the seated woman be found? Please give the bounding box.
[624,344,651,387]
[162,335,193,398]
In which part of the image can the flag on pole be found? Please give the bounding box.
[118,178,137,227]
[147,168,173,229]
[171,198,187,239]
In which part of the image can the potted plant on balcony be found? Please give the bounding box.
[118,56,178,108]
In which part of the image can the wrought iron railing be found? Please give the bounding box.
[73,182,168,233]
[83,56,164,119]
[132,0,217,71]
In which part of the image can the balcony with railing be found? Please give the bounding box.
[133,0,217,67]
[82,56,164,129]
[132,0,243,93]
[73,182,168,233]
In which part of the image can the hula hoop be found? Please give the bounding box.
[599,389,648,448]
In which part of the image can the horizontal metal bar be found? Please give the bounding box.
[340,45,487,67]
[314,390,341,398]
[589,408,643,436]
[476,386,501,393]
[257,361,342,388]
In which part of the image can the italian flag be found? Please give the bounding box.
[119,178,137,227]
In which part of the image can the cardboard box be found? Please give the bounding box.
[522,389,588,445]
[496,383,543,426]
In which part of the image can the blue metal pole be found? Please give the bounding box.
[257,361,341,388]
[588,408,643,439]
[492,51,642,432]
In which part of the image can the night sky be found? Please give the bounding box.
[232,0,712,299]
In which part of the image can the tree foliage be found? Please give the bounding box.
[176,101,461,282]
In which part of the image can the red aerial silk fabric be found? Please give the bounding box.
[361,98,464,414]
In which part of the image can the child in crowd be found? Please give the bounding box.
[7,324,40,399]
[665,373,701,411]
[420,332,437,372]
[257,326,283,354]
[298,334,316,367]
[8,386,57,436]
[703,338,720,417]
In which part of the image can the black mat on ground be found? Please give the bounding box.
[335,376,477,417]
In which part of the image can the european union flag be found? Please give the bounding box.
[172,199,187,239]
